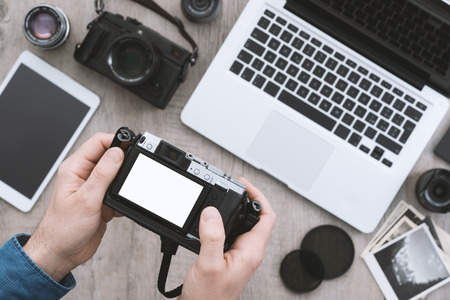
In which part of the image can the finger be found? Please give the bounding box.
[77,147,124,211]
[197,207,226,272]
[61,133,114,181]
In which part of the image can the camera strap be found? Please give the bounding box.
[158,237,183,298]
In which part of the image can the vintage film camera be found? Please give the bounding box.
[104,127,262,253]
[74,12,192,109]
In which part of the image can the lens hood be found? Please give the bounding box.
[416,168,450,213]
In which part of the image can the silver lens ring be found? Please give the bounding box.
[23,4,70,50]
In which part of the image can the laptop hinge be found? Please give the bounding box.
[284,0,429,92]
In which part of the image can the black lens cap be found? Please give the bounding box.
[300,225,354,279]
[280,249,324,292]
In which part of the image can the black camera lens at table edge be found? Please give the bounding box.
[181,0,222,23]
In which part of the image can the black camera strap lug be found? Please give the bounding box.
[94,0,105,14]
[158,237,183,298]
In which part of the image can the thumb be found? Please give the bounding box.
[79,147,124,207]
[197,207,226,270]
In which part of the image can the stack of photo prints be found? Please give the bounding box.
[362,201,450,300]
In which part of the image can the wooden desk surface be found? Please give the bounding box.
[1,1,449,299]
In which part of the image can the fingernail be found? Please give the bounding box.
[106,148,123,164]
[202,207,220,222]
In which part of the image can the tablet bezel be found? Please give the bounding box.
[0,51,100,212]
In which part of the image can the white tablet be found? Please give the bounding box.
[0,51,99,212]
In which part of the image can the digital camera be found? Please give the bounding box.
[74,12,192,109]
[104,127,262,253]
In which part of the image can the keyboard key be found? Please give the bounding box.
[382,159,393,167]
[257,17,270,29]
[309,78,322,91]
[241,68,255,81]
[334,52,345,61]
[348,72,361,84]
[278,91,337,131]
[230,61,244,75]
[280,31,293,43]
[353,120,366,132]
[331,106,343,119]
[376,134,402,154]
[268,38,281,50]
[279,45,292,57]
[342,113,355,125]
[370,86,383,97]
[286,79,298,91]
[323,45,333,54]
[334,124,351,140]
[355,105,367,118]
[393,99,406,111]
[287,65,300,77]
[371,146,384,160]
[263,65,276,77]
[325,73,337,84]
[264,9,275,18]
[264,51,276,63]
[302,44,316,56]
[269,24,282,36]
[319,99,332,112]
[238,50,253,64]
[416,102,427,111]
[369,73,380,82]
[252,75,266,88]
[245,39,265,56]
[359,79,372,91]
[346,59,357,68]
[325,58,338,70]
[381,80,392,90]
[302,59,314,71]
[357,66,368,75]
[251,28,269,44]
[358,93,371,105]
[381,107,393,119]
[337,65,350,77]
[311,38,322,47]
[298,71,311,83]
[331,92,344,104]
[348,132,362,146]
[376,119,389,132]
[252,58,264,71]
[300,31,310,40]
[381,92,394,105]
[393,88,404,96]
[404,95,416,104]
[264,81,280,97]
[360,145,370,153]
[313,66,326,78]
[399,120,415,143]
[320,85,333,97]
[314,51,327,63]
[392,113,405,126]
[288,24,299,33]
[366,112,378,125]
[364,127,377,139]
[290,52,303,64]
[276,16,287,25]
[388,126,401,139]
[274,72,287,84]
[343,99,356,111]
[336,79,348,91]
[405,106,423,121]
[308,92,320,104]
[275,57,288,70]
[369,100,382,112]
[292,38,304,50]
[297,86,310,98]
[346,86,359,98]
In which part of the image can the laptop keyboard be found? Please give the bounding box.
[317,0,450,76]
[229,9,429,168]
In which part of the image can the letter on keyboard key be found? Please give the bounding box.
[376,134,403,154]
[278,91,336,131]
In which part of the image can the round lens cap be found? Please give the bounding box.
[301,225,354,279]
[280,249,324,293]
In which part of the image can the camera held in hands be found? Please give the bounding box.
[74,12,192,109]
[104,127,262,254]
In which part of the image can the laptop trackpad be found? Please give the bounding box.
[247,111,334,191]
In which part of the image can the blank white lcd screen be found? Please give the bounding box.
[118,153,203,228]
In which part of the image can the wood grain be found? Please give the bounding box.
[0,0,449,299]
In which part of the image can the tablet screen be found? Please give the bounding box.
[0,63,89,199]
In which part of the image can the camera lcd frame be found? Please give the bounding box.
[104,128,261,253]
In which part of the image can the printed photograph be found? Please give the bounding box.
[374,226,450,300]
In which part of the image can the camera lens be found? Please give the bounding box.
[108,36,158,86]
[430,181,449,202]
[23,4,70,50]
[181,0,222,23]
[416,169,450,213]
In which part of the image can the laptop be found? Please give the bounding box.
[181,0,450,233]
